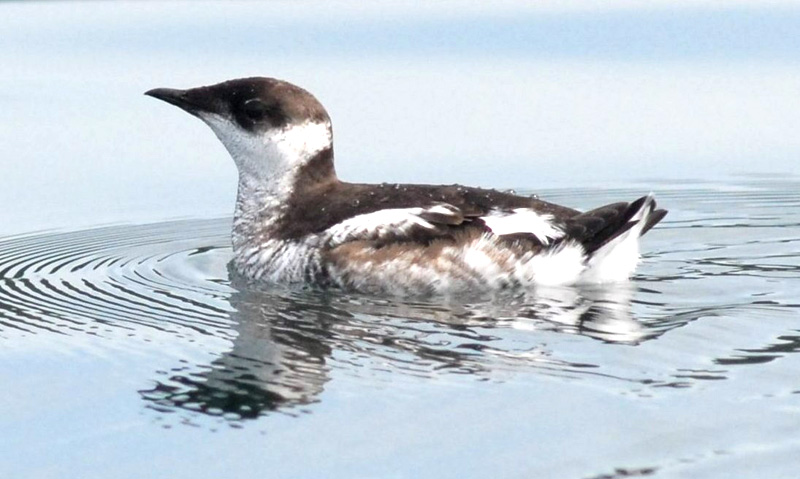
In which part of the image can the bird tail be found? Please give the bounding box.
[564,195,667,283]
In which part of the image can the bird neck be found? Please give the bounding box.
[232,146,337,253]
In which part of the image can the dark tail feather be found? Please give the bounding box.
[641,207,668,235]
[565,195,666,254]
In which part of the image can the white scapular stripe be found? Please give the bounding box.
[481,208,563,244]
[425,204,459,216]
[324,206,457,245]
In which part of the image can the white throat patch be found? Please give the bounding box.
[200,114,332,191]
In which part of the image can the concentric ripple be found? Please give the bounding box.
[2,180,800,426]
[0,218,234,340]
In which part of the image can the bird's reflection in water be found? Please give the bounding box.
[501,283,653,344]
[140,280,660,422]
[140,286,337,419]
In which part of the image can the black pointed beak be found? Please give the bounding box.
[145,86,221,116]
[145,87,190,108]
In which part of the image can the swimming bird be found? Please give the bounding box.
[146,77,667,295]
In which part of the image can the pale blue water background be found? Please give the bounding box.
[1,2,800,478]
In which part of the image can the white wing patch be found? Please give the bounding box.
[324,204,461,246]
[425,204,458,217]
[481,208,563,244]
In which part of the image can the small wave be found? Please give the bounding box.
[0,219,234,339]
[2,182,799,425]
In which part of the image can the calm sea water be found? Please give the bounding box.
[1,178,798,479]
[3,1,800,478]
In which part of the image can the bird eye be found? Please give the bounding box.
[241,98,268,121]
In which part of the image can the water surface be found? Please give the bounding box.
[3,1,800,477]
[1,179,799,479]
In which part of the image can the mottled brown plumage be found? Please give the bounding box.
[146,77,668,293]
